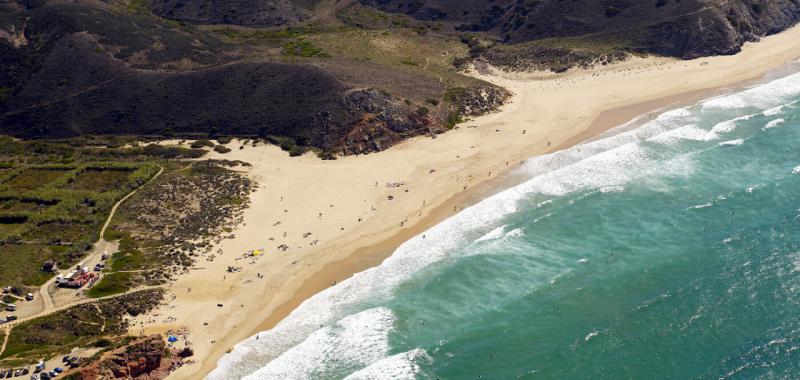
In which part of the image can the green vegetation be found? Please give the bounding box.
[213,24,348,40]
[190,139,215,149]
[214,27,305,40]
[103,227,127,241]
[0,162,160,241]
[266,135,306,157]
[128,0,150,15]
[444,87,468,103]
[214,145,232,154]
[0,244,79,286]
[87,272,133,298]
[445,111,464,129]
[282,40,330,58]
[109,238,147,272]
[0,136,168,290]
[89,234,150,297]
[93,338,112,347]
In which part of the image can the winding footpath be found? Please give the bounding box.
[0,166,164,359]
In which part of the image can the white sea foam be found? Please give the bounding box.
[689,203,713,210]
[505,228,524,238]
[763,99,799,115]
[476,225,506,242]
[719,139,745,147]
[599,186,625,193]
[746,184,764,193]
[343,349,430,380]
[793,165,800,175]
[710,114,755,134]
[241,308,395,380]
[763,118,785,130]
[647,125,715,144]
[584,331,600,342]
[577,259,589,264]
[702,71,800,110]
[648,114,755,145]
[763,105,785,116]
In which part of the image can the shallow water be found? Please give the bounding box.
[210,69,800,379]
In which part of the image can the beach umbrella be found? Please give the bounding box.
[168,335,178,343]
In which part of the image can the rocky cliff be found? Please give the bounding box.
[77,335,187,380]
[361,0,800,59]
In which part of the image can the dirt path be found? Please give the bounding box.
[35,166,164,315]
[2,285,162,333]
[0,329,9,358]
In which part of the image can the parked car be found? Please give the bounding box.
[53,368,62,374]
[5,315,17,321]
[25,293,34,301]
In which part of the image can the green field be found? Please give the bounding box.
[3,168,71,191]
[0,244,74,286]
[0,137,171,292]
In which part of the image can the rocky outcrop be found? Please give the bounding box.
[447,84,510,118]
[340,89,441,155]
[78,335,183,380]
[482,46,628,73]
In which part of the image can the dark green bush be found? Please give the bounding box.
[190,139,215,149]
[214,145,232,154]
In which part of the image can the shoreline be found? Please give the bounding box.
[247,66,782,337]
[159,24,800,380]
[251,55,800,337]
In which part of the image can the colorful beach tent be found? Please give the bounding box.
[252,250,264,256]
[168,335,178,343]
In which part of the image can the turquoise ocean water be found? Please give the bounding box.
[210,67,800,379]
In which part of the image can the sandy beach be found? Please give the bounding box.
[137,24,800,380]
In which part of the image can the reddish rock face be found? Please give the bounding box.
[72,335,181,380]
